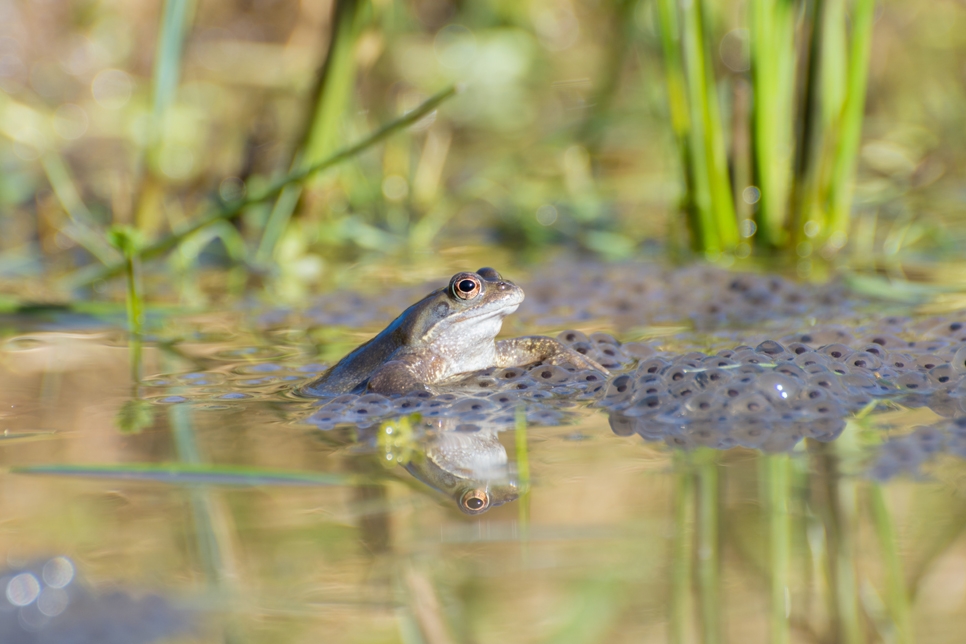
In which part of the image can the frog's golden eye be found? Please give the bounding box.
[452,275,482,300]
[459,489,490,514]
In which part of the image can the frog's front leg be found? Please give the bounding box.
[366,360,433,395]
[495,336,608,373]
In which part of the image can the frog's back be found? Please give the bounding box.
[301,305,418,395]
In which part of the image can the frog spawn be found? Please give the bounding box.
[305,322,966,451]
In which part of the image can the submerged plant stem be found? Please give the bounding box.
[869,484,912,644]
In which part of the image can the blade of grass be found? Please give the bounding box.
[679,0,737,253]
[12,462,356,486]
[654,0,698,254]
[255,0,371,264]
[750,0,796,249]
[825,0,876,246]
[64,85,458,289]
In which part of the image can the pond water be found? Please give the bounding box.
[1,262,965,643]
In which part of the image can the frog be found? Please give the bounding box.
[303,267,607,396]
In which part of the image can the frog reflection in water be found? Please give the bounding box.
[304,267,607,396]
[403,419,518,515]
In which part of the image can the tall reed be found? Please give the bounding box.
[656,0,877,259]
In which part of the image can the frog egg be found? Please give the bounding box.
[883,352,915,372]
[558,329,591,346]
[928,364,959,386]
[910,339,950,356]
[853,343,887,359]
[755,340,788,357]
[529,365,574,384]
[609,413,639,436]
[622,394,666,417]
[911,353,942,372]
[621,342,659,360]
[818,343,853,362]
[702,354,738,368]
[602,375,633,405]
[452,398,497,415]
[735,349,773,366]
[669,380,700,400]
[841,372,877,393]
[794,398,844,420]
[573,370,607,386]
[634,373,664,395]
[307,410,339,429]
[728,391,774,417]
[799,385,832,403]
[784,342,813,356]
[683,391,724,417]
[638,357,671,375]
[774,363,807,381]
[806,371,840,390]
[794,352,831,370]
[393,396,424,412]
[845,351,882,371]
[925,320,966,340]
[861,334,908,350]
[487,391,521,406]
[730,418,772,448]
[715,349,737,359]
[756,373,801,402]
[894,371,931,392]
[721,382,751,399]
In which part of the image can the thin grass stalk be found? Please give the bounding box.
[654,0,699,249]
[255,0,370,264]
[825,0,876,245]
[694,450,720,644]
[868,484,912,644]
[64,86,457,288]
[670,452,694,644]
[763,453,791,644]
[750,0,797,249]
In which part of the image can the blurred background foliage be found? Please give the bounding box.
[1,0,965,304]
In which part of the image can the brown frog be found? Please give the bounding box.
[303,268,606,396]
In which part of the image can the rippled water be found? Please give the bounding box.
[2,263,966,643]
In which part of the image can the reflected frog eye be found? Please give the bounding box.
[452,275,482,300]
[459,489,490,514]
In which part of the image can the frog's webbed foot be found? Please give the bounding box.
[367,360,433,396]
[495,336,609,374]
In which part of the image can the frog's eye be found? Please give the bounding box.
[452,275,482,300]
[459,489,490,514]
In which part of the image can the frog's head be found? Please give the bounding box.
[403,267,524,349]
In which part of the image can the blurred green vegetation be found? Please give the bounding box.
[1,0,966,306]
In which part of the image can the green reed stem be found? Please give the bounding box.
[655,0,697,248]
[679,0,737,254]
[106,226,145,380]
[694,450,720,644]
[670,451,694,644]
[255,0,370,264]
[64,86,458,288]
[825,0,876,244]
[762,453,791,644]
[869,484,912,644]
[750,0,796,249]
